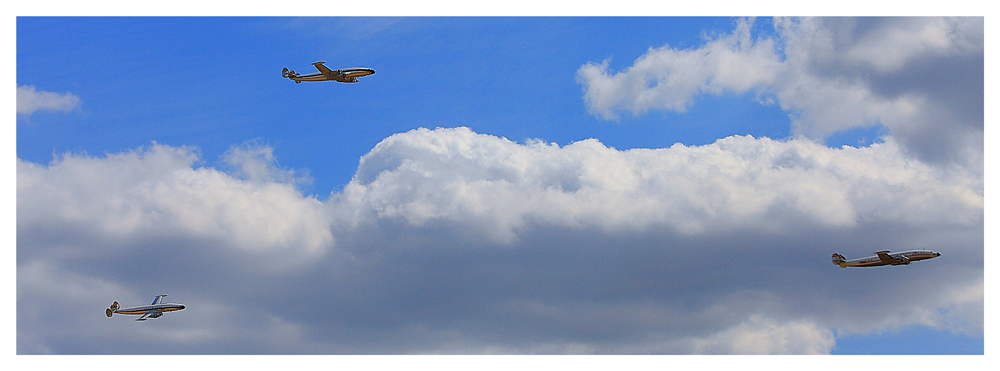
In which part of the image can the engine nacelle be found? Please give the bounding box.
[895,256,911,265]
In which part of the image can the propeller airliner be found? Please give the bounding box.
[282,61,375,84]
[106,294,186,321]
[832,250,940,268]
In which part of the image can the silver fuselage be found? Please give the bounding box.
[113,303,186,316]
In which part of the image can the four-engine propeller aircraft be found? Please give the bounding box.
[282,61,375,84]
[832,250,941,268]
[106,294,186,321]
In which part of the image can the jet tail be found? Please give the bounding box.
[282,67,290,78]
[831,253,847,268]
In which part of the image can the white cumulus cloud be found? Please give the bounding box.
[336,127,981,242]
[576,17,983,165]
[578,19,780,119]
[17,143,333,269]
[17,127,983,354]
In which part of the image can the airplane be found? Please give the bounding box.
[282,61,375,84]
[106,294,186,321]
[831,250,941,268]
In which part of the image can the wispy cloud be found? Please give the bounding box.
[577,19,780,119]
[17,127,982,354]
[222,141,313,187]
[16,85,81,116]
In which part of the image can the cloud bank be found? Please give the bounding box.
[16,85,81,116]
[17,127,982,354]
[338,127,980,240]
[577,17,984,165]
[17,144,333,270]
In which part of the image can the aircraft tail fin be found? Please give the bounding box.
[832,253,847,267]
[107,301,119,317]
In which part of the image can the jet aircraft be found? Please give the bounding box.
[832,250,940,268]
[282,61,375,84]
[106,294,186,321]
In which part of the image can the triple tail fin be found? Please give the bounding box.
[832,253,847,267]
[106,301,119,317]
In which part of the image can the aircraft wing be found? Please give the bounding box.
[875,251,896,264]
[313,61,338,79]
[151,294,167,305]
[136,312,151,321]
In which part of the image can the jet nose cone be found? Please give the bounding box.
[180,305,186,310]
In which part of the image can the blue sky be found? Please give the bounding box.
[17,17,792,195]
[14,15,985,361]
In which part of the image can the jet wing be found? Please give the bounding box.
[151,294,167,305]
[875,251,896,264]
[312,61,338,79]
[136,312,151,321]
